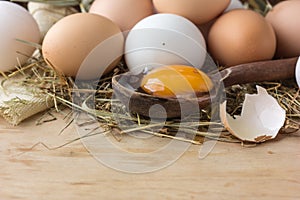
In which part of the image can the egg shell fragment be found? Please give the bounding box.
[220,86,286,143]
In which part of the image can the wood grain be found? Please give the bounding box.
[0,110,299,200]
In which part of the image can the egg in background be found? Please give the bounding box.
[266,0,300,58]
[208,9,276,67]
[125,14,207,74]
[42,13,124,80]
[0,1,40,72]
[224,0,244,12]
[198,0,244,41]
[89,0,154,32]
[28,2,78,38]
[153,0,230,25]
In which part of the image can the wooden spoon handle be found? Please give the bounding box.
[219,57,298,87]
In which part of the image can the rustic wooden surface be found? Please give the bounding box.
[0,109,299,200]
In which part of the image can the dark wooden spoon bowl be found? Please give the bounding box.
[112,57,298,118]
[112,73,214,118]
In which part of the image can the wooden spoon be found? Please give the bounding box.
[112,57,298,118]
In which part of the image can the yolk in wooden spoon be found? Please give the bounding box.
[141,65,213,98]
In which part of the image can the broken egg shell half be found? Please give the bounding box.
[220,86,286,143]
[296,56,300,88]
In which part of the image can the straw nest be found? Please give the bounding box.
[2,49,298,147]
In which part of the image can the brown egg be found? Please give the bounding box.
[208,9,276,67]
[89,0,154,32]
[153,0,230,25]
[198,0,245,41]
[42,13,124,80]
[266,0,300,58]
[141,65,213,98]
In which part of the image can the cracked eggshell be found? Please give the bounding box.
[296,56,300,88]
[220,86,286,143]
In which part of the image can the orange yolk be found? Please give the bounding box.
[141,65,213,98]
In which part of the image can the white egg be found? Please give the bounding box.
[224,0,244,13]
[0,1,40,72]
[296,56,300,88]
[125,14,206,74]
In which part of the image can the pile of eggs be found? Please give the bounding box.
[1,0,300,86]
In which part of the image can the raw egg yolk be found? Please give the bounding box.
[141,65,213,98]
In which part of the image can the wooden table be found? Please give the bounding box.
[1,110,299,200]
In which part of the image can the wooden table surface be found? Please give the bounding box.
[0,109,299,200]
